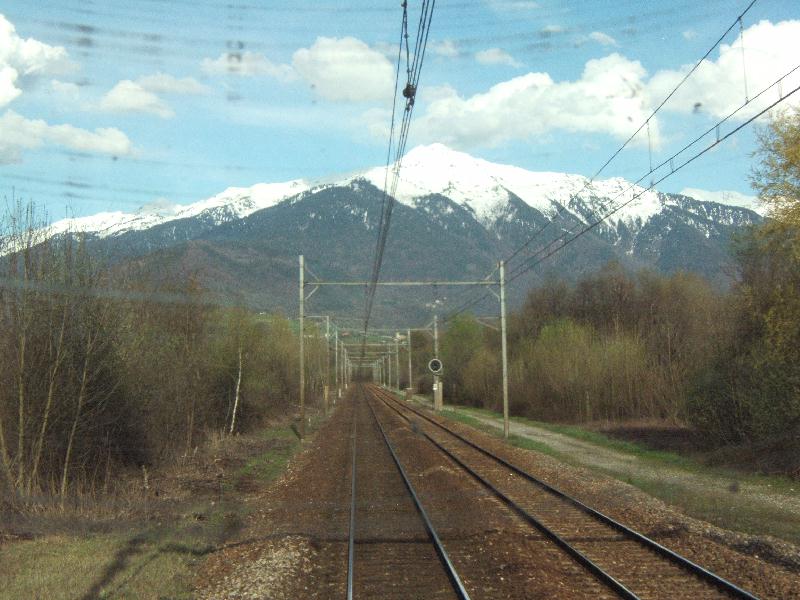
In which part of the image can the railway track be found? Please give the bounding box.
[367,383,760,600]
[346,386,470,599]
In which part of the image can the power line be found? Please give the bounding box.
[503,0,759,268]
[362,0,436,355]
[445,67,800,321]
[443,0,763,320]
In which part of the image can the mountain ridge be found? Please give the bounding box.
[18,144,765,324]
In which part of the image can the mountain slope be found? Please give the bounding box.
[37,144,763,323]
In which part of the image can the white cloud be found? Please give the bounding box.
[475,48,521,68]
[649,20,800,119]
[292,37,394,103]
[385,19,799,150]
[589,31,618,47]
[539,24,564,37]
[430,40,459,58]
[137,72,208,95]
[201,50,295,81]
[409,53,654,148]
[680,187,766,215]
[682,29,697,40]
[98,72,208,118]
[99,80,174,118]
[0,14,73,108]
[50,79,80,100]
[0,66,19,106]
[0,109,131,163]
[202,37,396,104]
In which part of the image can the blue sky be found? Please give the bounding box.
[1,0,799,220]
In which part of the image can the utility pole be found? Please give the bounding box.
[334,327,339,400]
[500,260,510,439]
[433,314,443,411]
[407,328,413,394]
[395,336,400,391]
[324,316,330,413]
[298,255,305,438]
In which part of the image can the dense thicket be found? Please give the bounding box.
[0,205,309,506]
[439,266,728,421]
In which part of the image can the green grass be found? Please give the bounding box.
[1,423,306,600]
[232,426,301,487]
[0,515,226,600]
[451,404,799,493]
[628,474,800,544]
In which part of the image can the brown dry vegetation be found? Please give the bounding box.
[0,201,330,518]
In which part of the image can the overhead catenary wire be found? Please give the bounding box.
[503,0,759,268]
[445,69,800,320]
[362,0,436,357]
[443,0,764,321]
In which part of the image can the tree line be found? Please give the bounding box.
[0,204,323,509]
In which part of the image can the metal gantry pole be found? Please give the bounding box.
[298,255,305,438]
[324,316,330,412]
[500,260,510,439]
[433,314,442,411]
[334,327,339,400]
[395,336,400,390]
[407,328,413,393]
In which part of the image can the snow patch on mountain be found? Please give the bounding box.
[359,143,669,229]
[47,179,309,238]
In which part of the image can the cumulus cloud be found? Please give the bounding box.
[589,31,618,47]
[539,24,564,37]
[475,48,521,67]
[292,37,394,102]
[386,19,798,150]
[202,37,396,104]
[99,72,209,118]
[649,19,800,119]
[430,40,460,58]
[201,50,295,81]
[0,109,131,164]
[50,79,81,100]
[137,72,209,95]
[99,80,174,118]
[410,53,654,148]
[0,14,73,108]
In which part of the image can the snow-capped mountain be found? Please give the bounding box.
[47,143,761,242]
[47,179,309,238]
[29,144,763,322]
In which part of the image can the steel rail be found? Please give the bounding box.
[373,386,759,600]
[370,386,638,599]
[362,388,472,600]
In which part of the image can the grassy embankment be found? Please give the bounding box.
[0,419,319,600]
